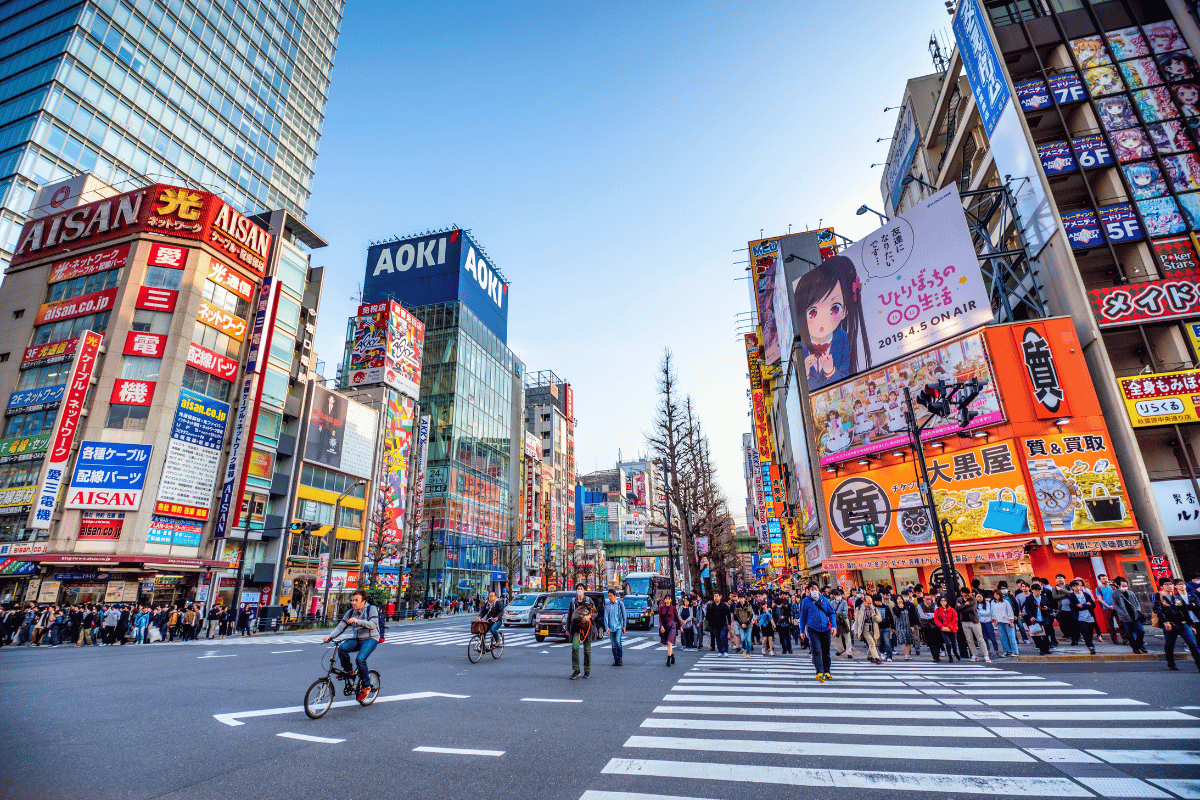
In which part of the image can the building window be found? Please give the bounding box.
[299,463,366,498]
[106,404,149,430]
[132,309,173,334]
[191,320,239,358]
[120,355,161,381]
[201,279,250,318]
[2,409,56,438]
[332,537,359,562]
[46,267,121,303]
[16,362,70,391]
[31,310,110,345]
[144,265,183,290]
[181,364,231,401]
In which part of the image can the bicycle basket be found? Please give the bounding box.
[470,620,489,635]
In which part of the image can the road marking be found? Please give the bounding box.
[1025,748,1099,763]
[962,688,1103,695]
[1042,727,1200,739]
[642,718,993,737]
[630,641,659,650]
[653,705,961,720]
[623,734,1034,762]
[679,677,907,688]
[978,697,1143,706]
[1089,749,1200,764]
[271,649,303,654]
[1074,776,1171,798]
[521,698,583,703]
[600,758,1092,795]
[1149,779,1200,798]
[198,654,237,658]
[672,682,922,694]
[663,693,941,705]
[413,746,504,757]
[1010,710,1195,721]
[213,691,469,726]
[277,732,344,744]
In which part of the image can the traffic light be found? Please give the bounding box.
[956,378,986,428]
[861,523,879,547]
[915,380,952,418]
[290,521,324,533]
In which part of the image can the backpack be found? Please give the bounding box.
[371,605,388,643]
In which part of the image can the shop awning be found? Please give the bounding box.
[822,541,1035,572]
[23,553,226,571]
[1044,533,1143,555]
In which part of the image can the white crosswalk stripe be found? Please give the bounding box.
[572,654,1198,799]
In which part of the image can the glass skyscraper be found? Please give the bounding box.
[0,0,343,270]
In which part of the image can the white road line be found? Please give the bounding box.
[1089,749,1200,764]
[672,682,922,694]
[600,758,1091,795]
[630,641,660,650]
[652,705,962,720]
[939,681,1062,687]
[521,698,583,703]
[678,677,907,687]
[579,791,711,800]
[277,731,344,744]
[963,689,1103,696]
[212,691,469,726]
[1012,710,1196,721]
[1042,727,1200,739]
[623,734,1034,762]
[978,697,1143,706]
[1149,779,1200,798]
[198,654,237,658]
[413,746,504,757]
[642,718,993,737]
[271,649,304,654]
[1025,748,1099,763]
[663,693,942,706]
[1074,777,1172,799]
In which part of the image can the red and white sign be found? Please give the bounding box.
[31,330,103,530]
[110,379,155,406]
[186,342,239,381]
[123,331,167,358]
[34,288,117,326]
[207,258,255,301]
[197,299,246,340]
[1089,279,1200,328]
[136,286,178,312]
[259,585,271,606]
[68,490,142,511]
[147,243,188,269]
[48,245,129,284]
[78,513,125,539]
[22,337,78,366]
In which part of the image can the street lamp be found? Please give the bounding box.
[784,253,817,267]
[321,477,367,625]
[902,174,936,192]
[856,205,889,225]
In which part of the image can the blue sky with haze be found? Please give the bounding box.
[306,1,956,524]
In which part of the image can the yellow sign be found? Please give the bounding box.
[1117,368,1200,427]
[1187,321,1200,362]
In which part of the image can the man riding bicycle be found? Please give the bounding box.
[479,591,504,646]
[322,589,379,702]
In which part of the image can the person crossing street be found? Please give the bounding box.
[797,583,835,681]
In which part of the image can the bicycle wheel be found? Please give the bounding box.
[467,634,483,663]
[304,678,334,719]
[358,670,381,706]
[491,631,504,659]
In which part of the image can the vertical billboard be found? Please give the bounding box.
[783,374,819,533]
[30,330,103,530]
[154,390,230,521]
[882,103,921,216]
[789,186,992,392]
[304,385,380,481]
[378,392,416,547]
[747,238,782,364]
[347,300,426,398]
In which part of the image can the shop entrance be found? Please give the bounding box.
[60,583,107,606]
[1119,558,1154,613]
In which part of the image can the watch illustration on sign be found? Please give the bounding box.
[1028,458,1083,530]
[827,477,892,547]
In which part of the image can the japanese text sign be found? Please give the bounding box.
[1022,432,1136,532]
[1118,368,1200,427]
[110,379,155,406]
[35,288,116,326]
[48,245,128,284]
[197,298,247,341]
[136,286,178,313]
[1089,278,1200,327]
[6,384,65,416]
[147,243,187,269]
[122,331,167,358]
[206,258,255,301]
[185,342,238,381]
[1011,321,1072,418]
[65,442,151,511]
[154,389,229,521]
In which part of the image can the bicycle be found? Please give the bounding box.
[304,638,381,719]
[467,619,504,663]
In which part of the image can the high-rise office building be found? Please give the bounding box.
[0,0,344,270]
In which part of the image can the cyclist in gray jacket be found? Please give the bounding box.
[323,589,379,701]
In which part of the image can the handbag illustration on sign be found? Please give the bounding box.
[1084,483,1126,523]
[983,488,1030,534]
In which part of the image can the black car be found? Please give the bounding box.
[533,591,610,642]
[622,595,655,630]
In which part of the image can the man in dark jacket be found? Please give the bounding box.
[1154,578,1200,671]
[1111,577,1148,654]
[705,592,731,657]
[1038,579,1059,649]
[774,594,794,654]
[567,586,596,680]
[798,584,836,681]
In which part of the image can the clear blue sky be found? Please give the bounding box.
[305,1,956,524]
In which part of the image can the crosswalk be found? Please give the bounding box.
[576,653,1200,800]
[193,625,678,652]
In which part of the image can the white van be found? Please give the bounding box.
[503,592,550,627]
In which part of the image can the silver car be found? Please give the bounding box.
[503,592,550,627]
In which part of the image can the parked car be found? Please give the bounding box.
[503,592,549,627]
[533,591,610,642]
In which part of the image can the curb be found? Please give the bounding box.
[1017,651,1195,663]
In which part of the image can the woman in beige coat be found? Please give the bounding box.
[853,595,882,664]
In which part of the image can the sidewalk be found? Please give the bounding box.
[1015,627,1197,664]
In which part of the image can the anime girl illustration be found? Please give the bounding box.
[1119,57,1164,90]
[1145,20,1185,55]
[1106,26,1150,60]
[1072,36,1111,68]
[885,390,906,433]
[1172,83,1200,117]
[823,409,851,453]
[795,255,870,392]
[1084,65,1125,97]
[1112,127,1155,162]
[1137,196,1187,236]
[1177,192,1200,231]
[1147,121,1193,153]
[1134,87,1179,121]
[1122,161,1168,199]
[1097,96,1139,130]
[1164,153,1200,192]
[1158,50,1199,82]
[851,397,873,447]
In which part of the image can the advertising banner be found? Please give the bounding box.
[1098,203,1145,243]
[1048,72,1087,104]
[411,414,431,537]
[110,378,155,406]
[1088,278,1200,327]
[135,286,178,312]
[882,104,921,215]
[206,258,255,301]
[0,485,35,512]
[304,385,378,480]
[34,288,117,326]
[823,438,1034,555]
[379,392,416,546]
[1015,76,1052,110]
[1072,134,1114,168]
[65,442,152,511]
[1151,478,1200,537]
[1037,140,1076,174]
[1010,321,1072,418]
[21,337,77,368]
[809,329,1003,465]
[748,238,782,365]
[197,299,246,340]
[1021,431,1136,532]
[147,242,187,269]
[147,515,203,546]
[387,302,425,399]
[1062,209,1105,249]
[31,330,102,529]
[186,342,239,381]
[6,384,65,416]
[791,186,992,392]
[348,307,387,386]
[122,331,167,358]
[244,278,277,374]
[783,374,818,533]
[1152,235,1200,273]
[48,245,128,284]
[0,434,51,464]
[154,389,230,520]
[745,333,774,459]
[1117,368,1200,427]
[78,512,124,540]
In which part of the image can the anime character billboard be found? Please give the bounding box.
[789,185,992,392]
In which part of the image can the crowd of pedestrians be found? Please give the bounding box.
[0,601,266,647]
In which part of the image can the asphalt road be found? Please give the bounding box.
[2,618,1198,800]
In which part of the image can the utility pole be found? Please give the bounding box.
[229,498,254,626]
[321,478,367,625]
